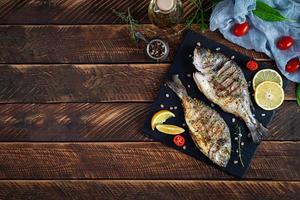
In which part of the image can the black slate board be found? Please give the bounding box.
[142,30,288,178]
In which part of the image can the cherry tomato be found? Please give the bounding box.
[232,21,250,37]
[285,58,300,73]
[246,60,259,71]
[173,135,185,147]
[277,36,294,50]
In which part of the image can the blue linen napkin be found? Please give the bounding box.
[210,0,300,82]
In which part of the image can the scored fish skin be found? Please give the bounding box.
[193,46,268,144]
[166,75,231,167]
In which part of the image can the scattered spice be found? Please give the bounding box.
[233,123,245,167]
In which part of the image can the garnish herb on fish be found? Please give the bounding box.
[234,123,244,167]
[166,75,231,167]
[193,46,268,144]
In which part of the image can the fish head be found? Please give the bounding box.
[193,46,215,74]
[209,138,231,167]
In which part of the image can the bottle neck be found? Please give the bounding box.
[154,0,176,14]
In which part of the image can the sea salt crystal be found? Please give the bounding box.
[187,85,191,88]
[170,107,173,110]
[231,55,235,59]
[189,54,192,58]
[160,104,164,108]
[234,160,238,164]
[197,42,201,46]
[232,118,236,123]
[187,74,191,77]
[182,123,186,127]
[261,113,266,117]
[183,145,187,150]
[166,93,170,98]
[241,142,244,146]
[216,47,221,51]
[236,149,239,153]
[234,137,238,141]
[174,106,178,110]
[211,103,215,107]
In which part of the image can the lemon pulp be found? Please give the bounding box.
[254,81,284,110]
[252,69,283,91]
[155,124,185,135]
[151,110,175,130]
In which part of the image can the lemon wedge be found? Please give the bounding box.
[155,124,185,135]
[252,69,283,91]
[254,81,284,110]
[151,110,175,130]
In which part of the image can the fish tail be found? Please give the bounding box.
[166,75,188,99]
[246,118,269,144]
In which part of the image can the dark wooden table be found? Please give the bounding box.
[0,0,299,199]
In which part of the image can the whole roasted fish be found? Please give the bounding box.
[193,46,268,144]
[167,75,231,167]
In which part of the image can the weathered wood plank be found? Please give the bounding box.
[0,64,168,103]
[0,180,299,200]
[0,142,298,180]
[0,102,298,141]
[0,25,267,63]
[0,63,294,103]
[0,103,150,141]
[0,0,199,24]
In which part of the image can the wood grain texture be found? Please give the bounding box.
[0,0,200,24]
[0,102,298,142]
[0,63,294,103]
[0,25,267,63]
[0,103,151,141]
[0,142,298,180]
[0,180,299,200]
[0,64,168,102]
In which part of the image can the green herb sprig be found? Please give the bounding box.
[113,8,156,42]
[234,123,245,167]
[173,0,220,36]
[113,8,140,42]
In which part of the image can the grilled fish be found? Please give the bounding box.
[167,75,231,167]
[193,46,268,144]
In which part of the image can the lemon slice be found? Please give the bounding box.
[151,110,175,130]
[254,81,284,110]
[252,69,283,90]
[155,124,185,135]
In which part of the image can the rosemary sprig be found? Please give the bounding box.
[234,123,245,167]
[113,8,139,42]
[113,8,156,42]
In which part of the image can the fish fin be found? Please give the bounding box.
[166,75,188,99]
[246,119,269,144]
